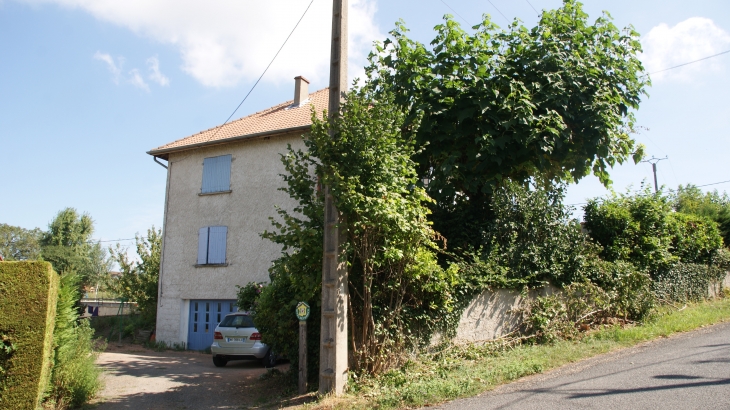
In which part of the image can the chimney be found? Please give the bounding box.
[293,76,310,106]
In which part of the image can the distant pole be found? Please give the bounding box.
[642,156,668,193]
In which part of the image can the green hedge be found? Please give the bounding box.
[0,262,59,410]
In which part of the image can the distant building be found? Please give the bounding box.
[147,77,328,349]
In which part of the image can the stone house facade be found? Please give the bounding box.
[147,77,328,349]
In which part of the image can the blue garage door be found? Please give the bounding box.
[187,300,238,351]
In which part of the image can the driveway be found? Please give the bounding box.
[90,346,291,409]
[434,321,730,410]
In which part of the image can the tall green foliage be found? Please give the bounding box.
[109,227,162,327]
[366,0,648,251]
[308,88,459,374]
[673,184,730,246]
[45,271,101,409]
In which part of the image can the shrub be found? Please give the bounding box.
[45,271,102,409]
[583,259,655,320]
[236,282,265,312]
[583,188,676,274]
[0,261,59,410]
[667,212,723,264]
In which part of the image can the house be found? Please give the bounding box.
[147,77,328,349]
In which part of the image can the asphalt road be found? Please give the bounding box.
[434,321,730,410]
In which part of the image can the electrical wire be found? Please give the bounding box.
[169,0,315,164]
[487,0,510,24]
[439,0,472,26]
[524,0,539,16]
[205,0,315,144]
[645,49,730,76]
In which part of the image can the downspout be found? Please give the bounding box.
[154,156,168,169]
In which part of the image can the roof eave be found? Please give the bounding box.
[146,124,313,160]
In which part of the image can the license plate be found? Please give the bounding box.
[226,337,246,342]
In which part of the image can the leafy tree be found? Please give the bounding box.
[366,0,648,251]
[108,227,162,327]
[673,184,730,246]
[39,208,94,285]
[308,88,459,374]
[0,223,42,261]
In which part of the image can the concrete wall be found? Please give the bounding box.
[156,132,306,345]
[446,286,558,344]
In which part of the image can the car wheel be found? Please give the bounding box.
[262,348,276,368]
[213,355,228,367]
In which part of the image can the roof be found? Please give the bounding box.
[148,87,329,158]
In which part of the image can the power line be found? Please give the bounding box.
[170,0,315,164]
[487,0,510,24]
[88,238,136,243]
[566,178,730,207]
[646,49,730,76]
[524,0,539,16]
[439,0,472,26]
[207,0,315,143]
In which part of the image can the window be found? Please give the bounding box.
[201,154,232,194]
[197,226,228,265]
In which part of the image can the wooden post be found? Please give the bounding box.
[296,301,311,394]
[299,320,307,394]
[320,0,349,397]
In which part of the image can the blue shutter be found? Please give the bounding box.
[201,155,232,193]
[197,227,209,264]
[207,226,227,264]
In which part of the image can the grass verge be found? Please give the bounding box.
[308,297,730,409]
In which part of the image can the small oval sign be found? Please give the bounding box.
[295,301,310,321]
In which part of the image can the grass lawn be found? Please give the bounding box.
[297,296,730,409]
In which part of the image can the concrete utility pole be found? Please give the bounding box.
[320,0,349,396]
[642,156,668,193]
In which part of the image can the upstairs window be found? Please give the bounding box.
[197,226,228,265]
[201,154,232,194]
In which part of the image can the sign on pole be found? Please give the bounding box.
[297,302,310,394]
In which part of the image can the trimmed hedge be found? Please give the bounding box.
[0,261,59,410]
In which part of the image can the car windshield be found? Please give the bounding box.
[219,314,255,328]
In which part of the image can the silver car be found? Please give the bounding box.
[211,313,275,367]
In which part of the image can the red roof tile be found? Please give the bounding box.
[148,88,329,156]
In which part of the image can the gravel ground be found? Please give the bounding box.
[89,344,292,410]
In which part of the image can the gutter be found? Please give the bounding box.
[146,124,312,160]
[153,156,168,169]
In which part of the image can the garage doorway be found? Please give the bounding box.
[187,300,237,351]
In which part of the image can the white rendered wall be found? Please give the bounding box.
[155,132,306,345]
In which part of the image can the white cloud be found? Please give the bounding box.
[128,68,150,91]
[93,51,123,83]
[147,56,169,86]
[25,0,384,88]
[642,17,730,82]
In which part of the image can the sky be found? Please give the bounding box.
[1,0,729,253]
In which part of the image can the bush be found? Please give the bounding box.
[667,212,723,264]
[583,188,676,274]
[45,271,102,409]
[0,261,59,410]
[583,260,655,321]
